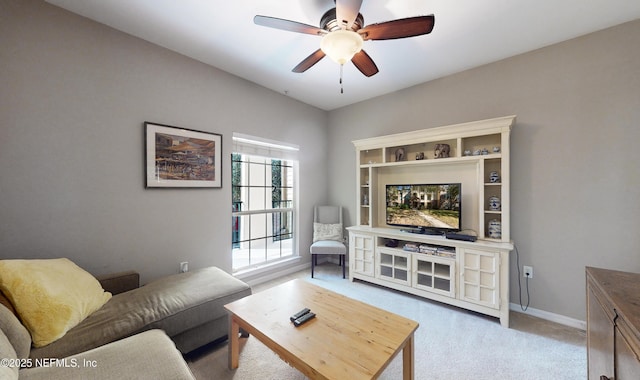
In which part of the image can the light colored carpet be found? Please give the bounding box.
[186,265,586,379]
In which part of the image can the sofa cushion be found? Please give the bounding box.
[146,266,251,335]
[30,266,251,359]
[310,240,347,255]
[0,305,31,360]
[19,330,195,380]
[0,258,112,347]
[0,329,19,380]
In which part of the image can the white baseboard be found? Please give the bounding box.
[510,303,586,330]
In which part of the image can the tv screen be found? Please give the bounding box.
[386,183,461,234]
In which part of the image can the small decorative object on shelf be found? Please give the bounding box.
[488,219,502,239]
[395,147,405,162]
[489,196,501,211]
[493,146,501,153]
[481,148,489,155]
[419,244,456,258]
[415,152,425,160]
[403,243,419,252]
[384,239,399,247]
[463,149,472,156]
[434,144,450,158]
[473,149,481,156]
[362,194,368,206]
[490,171,500,183]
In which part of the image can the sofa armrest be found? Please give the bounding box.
[96,271,140,295]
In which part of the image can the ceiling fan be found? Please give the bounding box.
[254,0,435,78]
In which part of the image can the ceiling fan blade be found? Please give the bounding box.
[254,15,326,36]
[335,0,363,29]
[351,50,379,77]
[359,15,435,40]
[292,49,326,73]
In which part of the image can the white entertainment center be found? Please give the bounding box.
[347,115,515,327]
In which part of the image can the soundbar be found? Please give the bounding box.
[445,232,477,242]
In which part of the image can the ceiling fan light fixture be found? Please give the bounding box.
[320,30,363,65]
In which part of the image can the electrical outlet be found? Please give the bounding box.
[523,265,533,279]
[180,262,189,273]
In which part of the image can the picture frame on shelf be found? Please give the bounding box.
[145,122,222,188]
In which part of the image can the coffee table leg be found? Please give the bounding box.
[228,314,240,369]
[402,334,414,380]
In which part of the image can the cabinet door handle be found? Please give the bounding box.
[599,375,610,380]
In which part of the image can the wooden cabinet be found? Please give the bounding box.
[587,285,615,378]
[460,248,500,309]
[586,267,640,380]
[377,248,411,286]
[616,325,640,379]
[413,254,455,297]
[349,233,374,277]
[348,116,515,327]
[347,226,512,326]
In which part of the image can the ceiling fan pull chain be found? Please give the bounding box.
[340,64,344,94]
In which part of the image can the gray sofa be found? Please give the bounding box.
[0,265,252,379]
[1,314,195,380]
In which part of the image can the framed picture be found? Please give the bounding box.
[145,122,222,188]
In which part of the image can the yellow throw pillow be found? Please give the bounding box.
[0,258,112,347]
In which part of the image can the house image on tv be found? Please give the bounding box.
[387,184,459,211]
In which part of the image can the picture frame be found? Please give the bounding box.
[145,122,222,188]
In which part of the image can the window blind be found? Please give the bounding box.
[232,132,299,161]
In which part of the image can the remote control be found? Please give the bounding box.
[293,312,316,327]
[290,308,311,322]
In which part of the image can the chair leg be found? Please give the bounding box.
[312,254,346,278]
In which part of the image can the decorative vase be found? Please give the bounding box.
[489,171,500,183]
[434,144,450,158]
[489,196,501,211]
[488,219,502,239]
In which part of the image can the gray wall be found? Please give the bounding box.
[327,19,640,321]
[2,0,638,322]
[0,0,328,283]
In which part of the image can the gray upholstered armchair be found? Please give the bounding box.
[310,205,347,278]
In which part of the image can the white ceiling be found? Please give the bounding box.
[45,0,640,111]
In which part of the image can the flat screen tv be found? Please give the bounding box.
[386,183,461,235]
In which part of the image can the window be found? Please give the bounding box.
[231,134,299,272]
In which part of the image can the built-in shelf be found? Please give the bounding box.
[349,116,515,327]
[353,115,513,242]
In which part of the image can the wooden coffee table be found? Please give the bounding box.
[225,279,419,379]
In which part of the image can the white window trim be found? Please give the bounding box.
[231,133,300,273]
[232,133,299,160]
